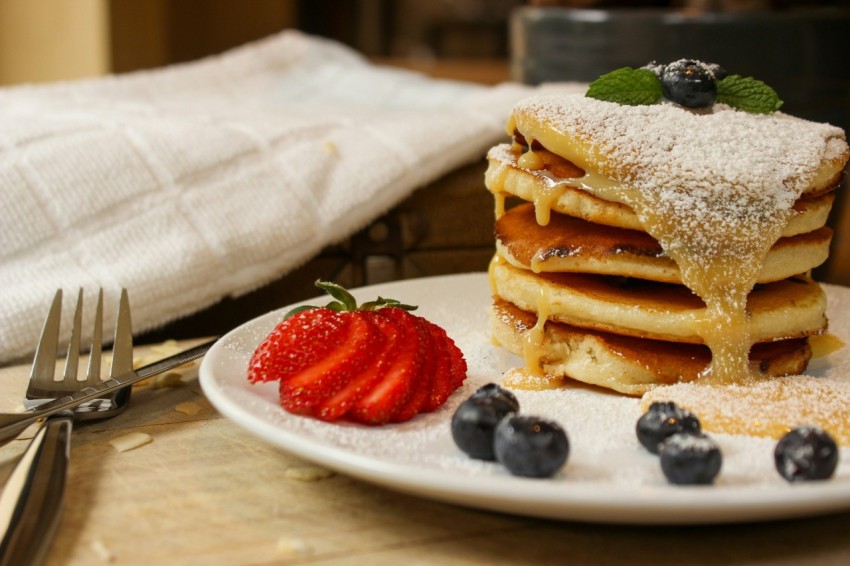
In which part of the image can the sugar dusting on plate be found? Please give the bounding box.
[200,274,850,522]
[642,285,850,445]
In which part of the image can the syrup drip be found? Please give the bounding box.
[517,148,544,170]
[494,191,506,219]
[626,192,790,383]
[523,286,550,375]
[518,143,567,226]
[507,130,797,384]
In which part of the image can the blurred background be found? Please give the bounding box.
[3,0,847,173]
[2,0,848,337]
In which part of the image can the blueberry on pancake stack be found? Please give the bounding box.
[485,60,849,395]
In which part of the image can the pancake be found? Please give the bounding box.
[491,92,847,385]
[505,96,849,202]
[490,257,827,344]
[495,202,833,284]
[486,144,837,237]
[491,297,813,396]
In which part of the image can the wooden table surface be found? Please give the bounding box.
[3,340,850,566]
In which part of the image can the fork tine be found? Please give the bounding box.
[110,289,133,379]
[85,289,104,386]
[29,290,62,389]
[62,289,84,383]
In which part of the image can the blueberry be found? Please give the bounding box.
[774,426,839,482]
[660,59,717,108]
[659,432,722,485]
[636,401,701,454]
[494,415,569,478]
[451,396,516,461]
[470,383,520,414]
[705,62,728,81]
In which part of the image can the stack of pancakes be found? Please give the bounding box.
[485,93,848,395]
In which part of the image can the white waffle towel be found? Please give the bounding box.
[0,31,565,363]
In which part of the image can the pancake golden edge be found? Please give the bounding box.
[491,297,812,396]
[491,257,827,345]
[496,202,832,284]
[486,145,837,237]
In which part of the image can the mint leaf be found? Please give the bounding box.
[586,67,663,106]
[716,75,783,114]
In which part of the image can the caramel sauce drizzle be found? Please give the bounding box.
[505,121,794,384]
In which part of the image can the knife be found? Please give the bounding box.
[0,338,217,447]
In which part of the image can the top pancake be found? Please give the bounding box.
[505,93,849,203]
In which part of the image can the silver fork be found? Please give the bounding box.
[0,288,134,566]
[24,289,133,416]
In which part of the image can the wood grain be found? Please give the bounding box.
[3,340,850,565]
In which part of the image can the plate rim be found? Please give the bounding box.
[199,272,850,525]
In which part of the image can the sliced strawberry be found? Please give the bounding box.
[314,312,401,421]
[247,308,346,384]
[446,334,468,388]
[246,279,468,425]
[423,325,454,412]
[349,308,423,425]
[389,316,436,423]
[424,321,468,412]
[278,312,381,414]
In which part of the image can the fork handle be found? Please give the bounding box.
[0,417,71,566]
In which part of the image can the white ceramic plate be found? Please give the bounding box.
[199,273,850,524]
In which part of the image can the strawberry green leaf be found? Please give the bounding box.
[360,297,418,312]
[283,304,319,319]
[358,300,381,311]
[291,279,419,314]
[324,301,347,312]
[586,67,663,106]
[380,298,417,311]
[315,280,357,311]
[716,75,783,114]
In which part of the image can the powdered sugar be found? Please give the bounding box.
[510,94,847,263]
[514,94,845,194]
[200,274,850,523]
[510,93,848,383]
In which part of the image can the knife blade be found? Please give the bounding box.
[0,338,217,446]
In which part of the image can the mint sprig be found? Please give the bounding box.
[716,75,783,114]
[585,63,782,114]
[585,67,663,106]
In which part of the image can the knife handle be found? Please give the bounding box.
[0,417,71,566]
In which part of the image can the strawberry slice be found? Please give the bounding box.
[447,334,468,388]
[279,312,381,414]
[390,316,437,423]
[247,308,346,384]
[424,321,468,412]
[314,313,401,421]
[349,308,423,425]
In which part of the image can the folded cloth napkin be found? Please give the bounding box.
[0,30,573,364]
